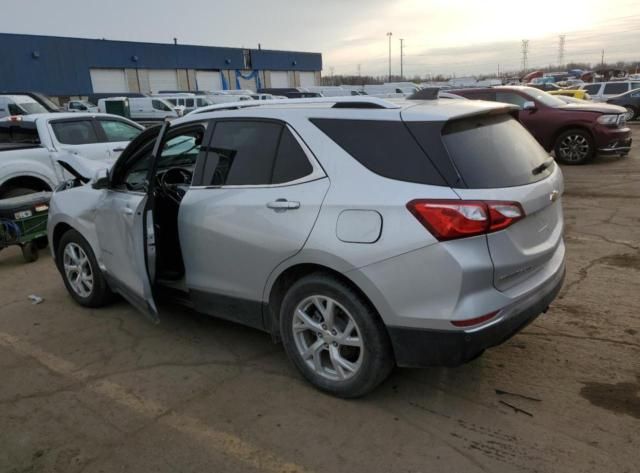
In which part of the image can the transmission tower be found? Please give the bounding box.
[521,40,529,72]
[558,35,566,68]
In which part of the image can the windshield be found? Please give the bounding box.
[18,102,48,114]
[521,87,566,108]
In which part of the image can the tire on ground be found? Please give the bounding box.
[56,229,115,308]
[553,128,594,165]
[279,272,395,398]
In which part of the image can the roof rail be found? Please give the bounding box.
[186,96,401,116]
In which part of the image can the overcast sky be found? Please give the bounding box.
[5,0,640,76]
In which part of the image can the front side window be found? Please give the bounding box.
[185,99,194,107]
[198,121,282,186]
[123,129,204,191]
[99,120,142,142]
[152,100,172,112]
[603,82,628,95]
[51,120,98,145]
[521,88,565,108]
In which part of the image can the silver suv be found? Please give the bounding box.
[48,97,566,397]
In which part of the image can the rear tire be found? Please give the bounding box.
[56,229,114,308]
[554,129,594,164]
[279,273,394,398]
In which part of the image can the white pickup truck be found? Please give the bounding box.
[0,113,144,198]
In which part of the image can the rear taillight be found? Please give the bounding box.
[407,199,525,241]
[451,310,500,327]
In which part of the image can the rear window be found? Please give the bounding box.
[0,122,40,144]
[310,119,445,185]
[441,115,553,188]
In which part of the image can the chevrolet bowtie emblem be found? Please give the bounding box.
[550,190,559,202]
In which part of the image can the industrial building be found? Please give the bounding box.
[0,32,322,102]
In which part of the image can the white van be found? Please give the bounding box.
[156,94,213,114]
[0,95,49,118]
[97,97,179,121]
[580,81,640,102]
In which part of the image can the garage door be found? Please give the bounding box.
[299,72,316,87]
[196,70,223,92]
[148,70,179,93]
[270,71,290,88]
[90,69,128,93]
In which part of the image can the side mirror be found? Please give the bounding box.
[91,168,110,190]
[523,101,537,111]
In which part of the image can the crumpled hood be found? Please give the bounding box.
[56,153,113,183]
[558,102,627,114]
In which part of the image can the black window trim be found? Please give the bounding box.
[191,117,325,189]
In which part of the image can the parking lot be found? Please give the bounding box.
[0,126,638,473]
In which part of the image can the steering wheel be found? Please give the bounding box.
[159,167,193,204]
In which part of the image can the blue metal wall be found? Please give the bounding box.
[0,33,322,95]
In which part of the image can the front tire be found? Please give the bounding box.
[554,129,594,164]
[280,273,394,398]
[623,106,636,121]
[56,229,114,307]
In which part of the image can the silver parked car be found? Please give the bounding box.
[48,97,566,397]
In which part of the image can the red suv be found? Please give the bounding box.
[452,86,632,164]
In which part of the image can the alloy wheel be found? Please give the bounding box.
[623,107,635,121]
[292,295,363,381]
[63,242,94,298]
[558,134,590,162]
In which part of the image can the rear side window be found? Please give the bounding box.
[441,115,553,188]
[603,83,628,95]
[199,121,282,186]
[0,122,40,144]
[272,128,313,184]
[310,119,445,185]
[51,120,98,145]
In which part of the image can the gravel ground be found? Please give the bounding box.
[1,125,638,473]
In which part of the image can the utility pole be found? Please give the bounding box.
[357,64,361,77]
[329,66,335,86]
[521,39,529,73]
[601,49,605,67]
[386,32,393,82]
[399,38,404,80]
[558,35,566,68]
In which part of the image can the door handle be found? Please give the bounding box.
[267,199,300,210]
[112,147,125,152]
[123,207,134,215]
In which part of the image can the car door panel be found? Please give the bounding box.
[94,191,159,321]
[179,178,330,325]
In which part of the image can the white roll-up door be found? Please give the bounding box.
[148,69,179,93]
[196,70,223,92]
[299,72,316,87]
[90,69,128,93]
[270,71,290,88]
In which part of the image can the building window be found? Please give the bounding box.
[243,50,252,70]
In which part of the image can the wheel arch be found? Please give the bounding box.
[551,124,594,149]
[51,222,74,262]
[0,175,53,198]
[266,262,386,340]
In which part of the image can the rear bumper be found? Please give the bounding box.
[387,263,566,367]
